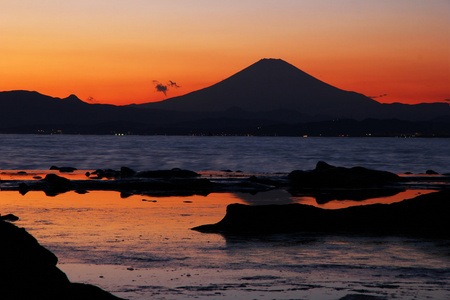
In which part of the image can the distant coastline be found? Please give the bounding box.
[1,117,449,137]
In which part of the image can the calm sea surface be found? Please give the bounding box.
[0,134,449,173]
[1,134,450,299]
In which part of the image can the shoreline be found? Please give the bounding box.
[2,162,449,299]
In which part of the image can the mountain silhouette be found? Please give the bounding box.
[0,58,449,136]
[139,58,449,121]
[140,58,381,119]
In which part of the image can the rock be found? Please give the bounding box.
[18,182,30,195]
[41,174,73,196]
[120,167,136,178]
[0,219,124,299]
[92,169,120,179]
[288,161,403,188]
[42,174,72,185]
[192,190,450,238]
[49,165,78,173]
[1,214,19,221]
[315,160,333,171]
[426,169,438,175]
[59,167,78,173]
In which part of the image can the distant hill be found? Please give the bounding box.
[0,58,449,136]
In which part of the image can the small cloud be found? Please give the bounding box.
[155,83,168,96]
[153,80,180,96]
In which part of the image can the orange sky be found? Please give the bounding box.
[1,1,449,106]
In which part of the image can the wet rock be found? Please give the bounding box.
[193,190,450,238]
[43,174,72,185]
[92,169,120,179]
[136,168,200,178]
[59,167,78,173]
[18,182,30,195]
[41,174,73,196]
[288,161,403,188]
[1,214,19,221]
[120,166,136,178]
[49,166,77,172]
[0,219,124,299]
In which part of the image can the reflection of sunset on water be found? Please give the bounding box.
[1,191,245,264]
[1,188,437,258]
[1,188,448,299]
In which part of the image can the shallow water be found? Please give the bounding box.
[1,134,449,174]
[2,190,449,299]
[1,134,449,298]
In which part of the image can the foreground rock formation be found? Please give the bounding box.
[0,218,124,300]
[192,191,450,238]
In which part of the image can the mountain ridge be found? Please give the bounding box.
[0,58,449,135]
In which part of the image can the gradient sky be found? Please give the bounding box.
[1,0,449,105]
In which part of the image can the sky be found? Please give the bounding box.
[1,0,449,105]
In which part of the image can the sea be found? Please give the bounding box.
[1,134,449,299]
[0,134,449,174]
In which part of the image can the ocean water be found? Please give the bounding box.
[1,134,449,299]
[2,190,450,300]
[0,134,449,174]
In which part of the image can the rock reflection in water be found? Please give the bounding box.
[1,189,448,299]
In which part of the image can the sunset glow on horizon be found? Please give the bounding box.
[1,0,448,106]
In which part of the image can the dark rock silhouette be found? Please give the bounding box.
[192,190,450,237]
[0,213,19,221]
[288,161,403,188]
[50,166,78,173]
[120,166,136,178]
[40,174,73,196]
[0,219,124,299]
